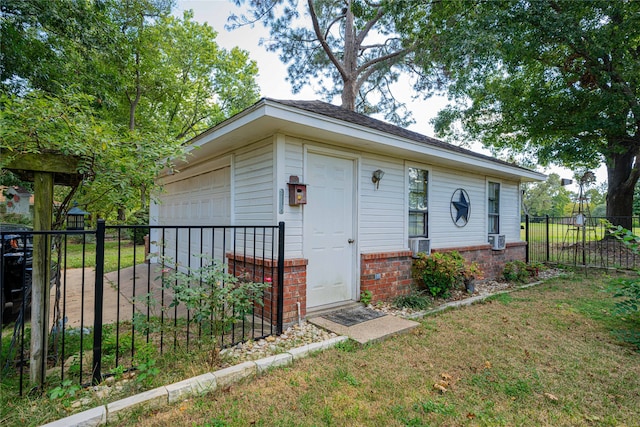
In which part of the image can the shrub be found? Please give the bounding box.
[126,209,149,245]
[393,290,432,310]
[161,255,270,366]
[606,223,640,348]
[413,252,461,298]
[503,260,530,283]
[412,251,482,298]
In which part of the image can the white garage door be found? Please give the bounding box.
[157,167,231,267]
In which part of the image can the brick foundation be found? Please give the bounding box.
[432,241,527,280]
[360,251,414,304]
[228,242,526,322]
[227,254,307,326]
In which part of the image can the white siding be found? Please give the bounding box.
[279,136,305,257]
[234,139,274,224]
[153,129,528,262]
[428,167,487,249]
[359,155,405,252]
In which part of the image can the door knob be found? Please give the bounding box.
[348,239,354,244]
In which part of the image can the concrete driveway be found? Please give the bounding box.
[49,263,173,329]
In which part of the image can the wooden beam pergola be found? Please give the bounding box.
[3,152,82,385]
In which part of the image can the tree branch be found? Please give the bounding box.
[355,45,413,77]
[307,0,348,80]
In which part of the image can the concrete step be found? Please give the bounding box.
[308,308,420,345]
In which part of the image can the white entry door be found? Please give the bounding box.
[304,152,355,308]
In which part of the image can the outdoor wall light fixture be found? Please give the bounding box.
[372,169,385,189]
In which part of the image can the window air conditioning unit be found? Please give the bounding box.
[488,234,506,250]
[409,238,431,257]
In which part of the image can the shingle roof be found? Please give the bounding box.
[266,98,532,172]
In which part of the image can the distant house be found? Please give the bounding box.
[151,98,545,323]
[1,186,33,218]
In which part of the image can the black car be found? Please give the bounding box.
[1,224,33,323]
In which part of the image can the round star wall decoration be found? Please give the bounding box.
[450,188,470,227]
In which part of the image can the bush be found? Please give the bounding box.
[412,251,482,298]
[393,290,432,310]
[503,260,529,283]
[161,255,270,365]
[606,223,640,348]
[126,209,149,245]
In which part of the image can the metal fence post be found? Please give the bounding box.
[276,222,285,335]
[92,220,105,385]
[545,215,550,262]
[525,215,530,264]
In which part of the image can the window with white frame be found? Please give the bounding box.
[408,168,428,237]
[488,181,500,234]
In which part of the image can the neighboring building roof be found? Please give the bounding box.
[179,98,546,183]
[0,186,34,204]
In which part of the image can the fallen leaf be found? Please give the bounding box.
[484,361,492,369]
[433,383,447,393]
[544,392,558,401]
[436,379,449,387]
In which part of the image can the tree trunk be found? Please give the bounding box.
[340,1,357,111]
[341,78,357,110]
[606,146,640,230]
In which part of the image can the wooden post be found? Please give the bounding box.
[2,151,82,386]
[30,172,53,385]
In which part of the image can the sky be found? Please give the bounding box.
[175,0,606,192]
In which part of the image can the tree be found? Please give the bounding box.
[1,0,260,222]
[228,0,418,125]
[523,173,573,218]
[402,0,640,228]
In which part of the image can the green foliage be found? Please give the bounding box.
[359,290,373,306]
[402,0,640,218]
[48,379,81,400]
[161,255,270,365]
[392,290,432,311]
[412,251,483,298]
[606,223,640,348]
[413,252,460,298]
[135,358,160,386]
[522,173,574,217]
[503,260,529,283]
[230,0,416,125]
[1,1,260,222]
[125,209,149,245]
[334,339,359,353]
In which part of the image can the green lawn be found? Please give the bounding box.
[63,240,146,272]
[111,272,639,427]
[3,271,638,426]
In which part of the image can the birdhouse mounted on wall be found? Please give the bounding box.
[287,175,307,205]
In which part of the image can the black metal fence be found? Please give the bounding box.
[1,221,284,396]
[525,215,640,269]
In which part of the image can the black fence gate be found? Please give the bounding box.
[1,220,285,396]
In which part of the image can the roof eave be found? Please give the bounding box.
[169,99,546,183]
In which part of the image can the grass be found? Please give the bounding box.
[111,271,638,427]
[2,271,639,426]
[63,240,145,272]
